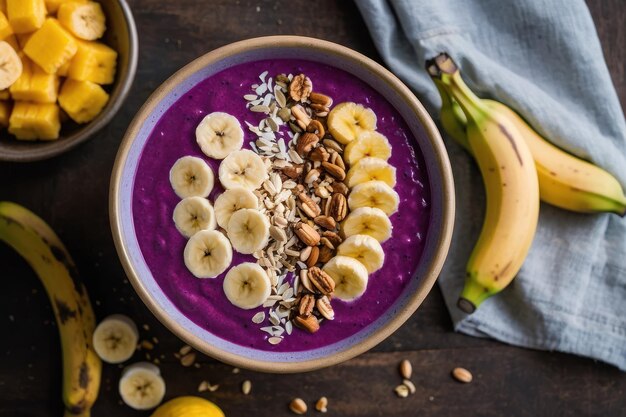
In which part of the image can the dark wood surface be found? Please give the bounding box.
[1,1,625,416]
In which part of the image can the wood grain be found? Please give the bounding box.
[0,1,624,416]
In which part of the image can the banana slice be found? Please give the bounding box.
[218,149,268,191]
[214,187,259,230]
[345,157,396,188]
[196,112,244,159]
[223,262,271,309]
[0,41,22,90]
[327,102,377,145]
[348,180,399,215]
[119,362,166,410]
[342,207,393,243]
[58,1,106,41]
[92,314,139,364]
[169,156,214,198]
[337,234,385,273]
[344,131,392,166]
[183,230,232,278]
[322,256,369,301]
[173,196,216,238]
[227,208,269,254]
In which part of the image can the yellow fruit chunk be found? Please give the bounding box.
[58,1,105,41]
[9,101,60,140]
[9,56,59,103]
[68,40,117,84]
[0,100,11,127]
[24,18,77,74]
[0,89,9,99]
[3,32,17,49]
[16,32,33,49]
[44,0,84,13]
[150,396,225,417]
[58,79,108,123]
[0,11,12,40]
[7,0,45,33]
[57,59,70,76]
[0,0,6,14]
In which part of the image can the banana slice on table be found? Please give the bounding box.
[214,187,259,230]
[218,149,268,191]
[348,180,399,215]
[345,157,397,188]
[58,1,106,40]
[0,41,22,90]
[223,262,271,309]
[184,230,232,278]
[92,314,138,364]
[169,156,214,198]
[227,208,269,254]
[337,234,385,273]
[173,196,216,238]
[119,362,166,410]
[196,112,244,159]
[344,131,392,166]
[342,207,393,243]
[327,102,377,145]
[322,256,369,301]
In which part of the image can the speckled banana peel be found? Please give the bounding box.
[0,201,101,417]
[429,54,540,313]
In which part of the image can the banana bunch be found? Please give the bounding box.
[428,55,541,313]
[0,201,101,416]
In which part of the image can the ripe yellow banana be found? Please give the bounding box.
[428,64,626,215]
[430,54,540,313]
[150,396,225,417]
[0,202,101,417]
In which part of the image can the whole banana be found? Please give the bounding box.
[428,63,626,215]
[0,202,101,417]
[429,54,540,313]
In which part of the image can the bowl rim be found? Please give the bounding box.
[0,0,138,163]
[110,35,455,373]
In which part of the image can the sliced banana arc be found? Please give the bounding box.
[348,180,399,215]
[184,230,233,278]
[214,187,259,230]
[173,196,216,238]
[119,362,166,410]
[0,41,23,90]
[196,112,244,159]
[218,149,268,191]
[344,131,392,166]
[227,208,270,254]
[337,234,385,273]
[169,156,214,198]
[322,256,369,301]
[345,157,397,188]
[342,207,393,243]
[223,262,271,309]
[92,314,139,364]
[58,1,106,41]
[327,102,377,145]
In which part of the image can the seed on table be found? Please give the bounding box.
[315,396,328,412]
[399,359,412,379]
[179,345,192,355]
[403,379,416,394]
[242,379,252,395]
[452,367,473,383]
[180,352,196,367]
[289,397,307,414]
[394,384,409,398]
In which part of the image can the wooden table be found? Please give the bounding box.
[1,1,624,416]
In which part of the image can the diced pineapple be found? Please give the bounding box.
[0,100,11,127]
[45,0,85,14]
[9,55,59,103]
[58,79,108,123]
[24,18,77,74]
[0,11,12,40]
[7,0,45,34]
[0,0,6,14]
[57,58,70,76]
[16,32,33,49]
[4,32,17,49]
[68,40,117,85]
[8,101,60,140]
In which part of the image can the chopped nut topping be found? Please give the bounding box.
[289,74,313,102]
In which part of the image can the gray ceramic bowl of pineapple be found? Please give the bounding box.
[0,0,137,162]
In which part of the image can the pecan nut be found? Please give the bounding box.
[298,294,315,317]
[331,182,349,195]
[318,245,334,263]
[316,296,335,320]
[289,74,313,102]
[296,132,319,156]
[322,161,346,181]
[306,246,319,268]
[294,314,320,333]
[297,191,321,217]
[314,215,336,230]
[309,146,330,162]
[306,119,325,139]
[282,165,303,180]
[322,230,342,246]
[308,267,335,295]
[329,193,348,221]
[294,222,320,246]
[329,151,346,170]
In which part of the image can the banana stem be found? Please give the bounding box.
[458,279,493,313]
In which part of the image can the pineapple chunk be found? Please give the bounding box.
[16,32,33,49]
[24,18,77,74]
[57,58,70,76]
[0,11,12,40]
[68,40,117,85]
[0,0,6,14]
[7,0,45,34]
[0,100,11,127]
[45,0,85,14]
[9,55,59,103]
[58,79,108,123]
[9,101,60,140]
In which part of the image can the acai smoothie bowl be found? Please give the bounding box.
[110,36,454,372]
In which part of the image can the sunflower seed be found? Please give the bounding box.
[252,311,266,324]
[242,380,252,395]
[268,336,283,345]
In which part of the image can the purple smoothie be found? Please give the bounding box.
[132,59,431,352]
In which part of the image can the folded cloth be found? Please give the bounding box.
[355,0,626,370]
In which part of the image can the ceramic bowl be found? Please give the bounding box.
[110,36,454,373]
[0,0,138,162]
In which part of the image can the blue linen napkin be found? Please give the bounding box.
[355,0,626,370]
